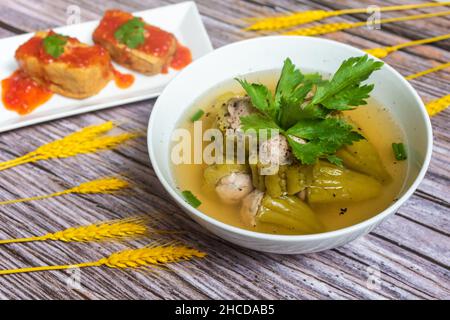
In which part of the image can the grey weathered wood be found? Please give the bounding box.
[0,0,448,300]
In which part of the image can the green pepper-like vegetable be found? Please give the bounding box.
[249,155,266,191]
[336,139,391,183]
[257,194,325,234]
[264,165,288,197]
[286,164,308,195]
[308,161,382,203]
[249,159,310,196]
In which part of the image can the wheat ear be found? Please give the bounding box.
[365,33,450,58]
[405,62,450,80]
[0,122,136,171]
[0,217,148,245]
[245,2,450,31]
[0,244,206,275]
[283,11,450,36]
[426,94,450,116]
[0,177,129,206]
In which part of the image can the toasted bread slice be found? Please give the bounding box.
[93,10,177,75]
[15,31,113,99]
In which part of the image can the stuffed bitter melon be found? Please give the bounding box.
[307,161,382,203]
[204,94,390,233]
[241,191,324,234]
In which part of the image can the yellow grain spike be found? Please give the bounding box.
[0,244,206,275]
[245,10,336,31]
[245,2,450,31]
[0,217,148,245]
[0,177,129,205]
[405,62,450,80]
[284,11,450,36]
[0,122,136,171]
[426,94,450,116]
[365,34,450,58]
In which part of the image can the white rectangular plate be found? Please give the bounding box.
[0,1,213,132]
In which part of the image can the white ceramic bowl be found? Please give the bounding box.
[148,36,432,254]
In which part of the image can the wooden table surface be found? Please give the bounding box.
[0,0,448,300]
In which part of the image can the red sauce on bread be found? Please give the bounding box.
[93,10,132,43]
[2,70,53,115]
[2,8,192,116]
[141,25,175,57]
[60,46,110,68]
[15,36,49,62]
[113,68,135,89]
[4,30,132,115]
[94,10,175,58]
[94,10,191,69]
[15,31,110,68]
[170,42,192,70]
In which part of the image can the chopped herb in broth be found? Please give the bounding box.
[392,142,407,161]
[172,56,407,235]
[181,190,202,208]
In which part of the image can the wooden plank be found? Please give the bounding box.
[0,0,448,300]
[3,0,447,204]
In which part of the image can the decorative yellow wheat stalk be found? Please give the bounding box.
[0,177,129,205]
[426,94,450,116]
[0,244,206,275]
[245,2,450,31]
[0,122,136,171]
[283,11,450,36]
[0,217,148,245]
[365,34,450,58]
[405,62,450,80]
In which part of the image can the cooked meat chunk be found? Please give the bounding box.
[215,172,253,204]
[93,10,177,75]
[259,134,294,170]
[227,97,255,131]
[297,189,307,201]
[15,31,112,99]
[216,97,258,133]
[240,190,264,227]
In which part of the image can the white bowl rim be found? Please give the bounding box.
[148,35,433,242]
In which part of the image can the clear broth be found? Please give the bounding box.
[172,71,408,235]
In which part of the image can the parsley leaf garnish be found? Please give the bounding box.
[181,190,201,208]
[240,113,282,139]
[326,154,344,167]
[43,34,68,58]
[114,17,145,49]
[286,118,364,165]
[275,58,315,128]
[236,55,383,165]
[240,114,281,132]
[310,55,383,110]
[235,79,277,119]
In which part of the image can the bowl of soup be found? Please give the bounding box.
[148,36,432,254]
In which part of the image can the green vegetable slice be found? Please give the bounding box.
[191,109,205,122]
[181,190,201,208]
[392,142,407,161]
